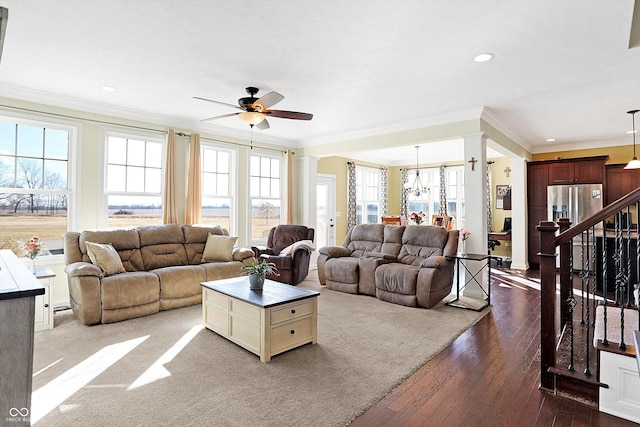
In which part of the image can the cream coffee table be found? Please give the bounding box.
[201,277,319,362]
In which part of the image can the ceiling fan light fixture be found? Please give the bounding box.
[239,111,266,126]
[624,109,640,170]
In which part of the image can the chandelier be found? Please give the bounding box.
[404,146,430,197]
[624,109,640,170]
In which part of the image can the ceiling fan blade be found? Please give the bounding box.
[254,91,284,110]
[257,118,270,130]
[193,96,243,111]
[200,112,239,122]
[265,110,313,120]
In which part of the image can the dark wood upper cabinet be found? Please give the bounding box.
[527,156,607,266]
[548,158,605,184]
[605,164,639,204]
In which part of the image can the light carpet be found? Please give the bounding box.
[32,271,489,426]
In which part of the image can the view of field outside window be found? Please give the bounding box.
[0,120,70,254]
[106,134,164,228]
[201,146,234,232]
[249,154,281,240]
[355,166,380,225]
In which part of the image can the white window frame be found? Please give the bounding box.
[248,150,283,245]
[0,111,80,256]
[407,166,464,227]
[100,128,165,228]
[355,165,381,225]
[201,142,237,235]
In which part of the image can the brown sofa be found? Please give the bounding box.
[317,224,459,308]
[64,224,254,325]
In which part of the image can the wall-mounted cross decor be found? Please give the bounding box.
[469,157,477,171]
[504,166,511,177]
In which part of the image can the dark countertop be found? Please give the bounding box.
[0,249,45,300]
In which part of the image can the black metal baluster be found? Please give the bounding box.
[602,219,609,346]
[584,228,592,376]
[567,235,576,371]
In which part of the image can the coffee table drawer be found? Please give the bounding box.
[271,300,313,325]
[271,317,312,354]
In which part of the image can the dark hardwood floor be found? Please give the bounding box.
[349,266,638,427]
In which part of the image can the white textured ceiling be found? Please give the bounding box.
[0,0,639,165]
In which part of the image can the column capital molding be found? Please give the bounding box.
[462,131,489,142]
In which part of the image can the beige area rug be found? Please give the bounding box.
[32,271,489,426]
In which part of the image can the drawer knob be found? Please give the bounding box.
[291,309,296,314]
[44,304,49,308]
[290,329,295,335]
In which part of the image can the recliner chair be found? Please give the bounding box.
[252,225,315,285]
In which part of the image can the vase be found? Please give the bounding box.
[29,258,36,274]
[460,240,467,256]
[249,274,265,290]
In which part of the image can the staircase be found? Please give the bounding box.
[538,187,640,422]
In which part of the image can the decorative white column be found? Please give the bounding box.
[509,158,529,270]
[462,132,488,298]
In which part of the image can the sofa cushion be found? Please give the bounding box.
[79,228,143,271]
[325,257,360,285]
[202,234,238,262]
[183,224,229,263]
[85,241,126,276]
[153,265,206,304]
[345,223,385,257]
[397,225,449,266]
[138,224,189,269]
[375,263,419,295]
[101,271,160,310]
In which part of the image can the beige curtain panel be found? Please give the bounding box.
[162,129,178,224]
[284,150,294,224]
[185,133,202,225]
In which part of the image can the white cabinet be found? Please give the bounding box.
[34,267,54,331]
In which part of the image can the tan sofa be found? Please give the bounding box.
[317,224,459,308]
[64,224,254,325]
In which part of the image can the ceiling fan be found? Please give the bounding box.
[194,87,313,130]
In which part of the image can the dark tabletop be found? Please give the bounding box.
[201,277,320,308]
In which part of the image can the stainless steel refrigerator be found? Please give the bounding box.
[547,183,603,269]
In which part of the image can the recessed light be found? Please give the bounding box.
[100,86,117,92]
[546,138,556,142]
[473,53,494,63]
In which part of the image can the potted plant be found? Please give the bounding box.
[241,259,278,290]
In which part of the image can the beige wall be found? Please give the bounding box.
[532,145,633,165]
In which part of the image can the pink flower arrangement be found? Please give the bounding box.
[460,228,472,241]
[20,236,47,259]
[410,211,425,225]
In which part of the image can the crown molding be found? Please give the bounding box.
[479,107,532,152]
[0,83,296,148]
[299,107,487,147]
[531,136,631,154]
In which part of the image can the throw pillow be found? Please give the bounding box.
[202,233,238,262]
[85,241,126,276]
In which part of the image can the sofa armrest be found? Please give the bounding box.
[64,261,102,278]
[252,246,274,257]
[233,247,255,262]
[318,246,351,258]
[419,256,448,269]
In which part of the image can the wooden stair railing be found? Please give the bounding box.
[538,187,640,395]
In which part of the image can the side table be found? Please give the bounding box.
[445,252,492,311]
[34,267,55,331]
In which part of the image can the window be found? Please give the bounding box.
[105,132,164,228]
[407,166,464,228]
[356,166,381,225]
[0,118,74,254]
[201,145,236,233]
[249,152,282,241]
